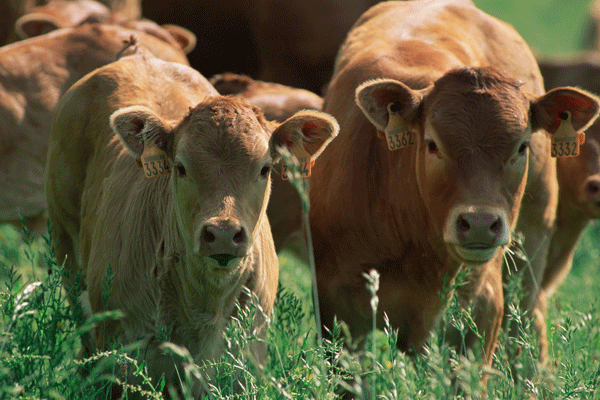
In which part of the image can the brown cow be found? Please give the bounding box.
[0,0,141,45]
[13,0,196,54]
[45,51,338,396]
[307,0,599,367]
[534,53,600,353]
[249,0,381,93]
[0,23,189,232]
[210,72,324,122]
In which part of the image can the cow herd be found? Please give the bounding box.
[2,0,600,397]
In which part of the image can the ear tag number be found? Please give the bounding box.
[140,139,170,178]
[551,111,584,158]
[384,103,415,151]
[282,141,314,180]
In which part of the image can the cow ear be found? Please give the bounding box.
[355,78,425,132]
[531,87,600,134]
[161,24,197,54]
[269,110,339,161]
[14,13,61,39]
[110,105,173,159]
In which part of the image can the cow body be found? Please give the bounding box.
[0,0,141,45]
[309,0,599,363]
[536,54,600,338]
[0,22,189,231]
[45,52,337,394]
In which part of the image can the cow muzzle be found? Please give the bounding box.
[444,207,510,263]
[196,221,250,268]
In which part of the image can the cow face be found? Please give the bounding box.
[557,119,600,219]
[356,67,599,264]
[110,97,338,269]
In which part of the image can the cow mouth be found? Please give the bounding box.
[208,254,240,268]
[453,243,498,263]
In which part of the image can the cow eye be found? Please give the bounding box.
[518,141,530,155]
[175,162,187,178]
[427,140,438,153]
[260,164,272,178]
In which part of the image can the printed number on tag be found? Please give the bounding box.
[385,103,414,151]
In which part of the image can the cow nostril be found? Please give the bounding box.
[201,227,216,244]
[587,181,600,196]
[490,218,502,235]
[232,228,246,244]
[457,216,471,233]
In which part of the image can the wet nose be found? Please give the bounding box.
[455,212,506,246]
[199,223,247,255]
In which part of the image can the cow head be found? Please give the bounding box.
[557,119,600,219]
[110,97,338,269]
[356,66,599,264]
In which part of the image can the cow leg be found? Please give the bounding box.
[509,158,559,365]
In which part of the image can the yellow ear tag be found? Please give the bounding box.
[384,102,415,151]
[551,111,584,158]
[140,139,170,178]
[281,140,313,180]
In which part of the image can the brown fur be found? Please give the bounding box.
[0,0,141,45]
[45,51,338,395]
[0,23,190,233]
[535,55,600,361]
[13,0,196,53]
[209,72,325,252]
[307,0,600,367]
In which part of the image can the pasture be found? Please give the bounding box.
[1,0,600,398]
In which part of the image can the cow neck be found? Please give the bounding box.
[544,200,591,291]
[155,182,255,349]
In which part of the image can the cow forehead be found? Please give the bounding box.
[175,97,271,165]
[425,69,530,156]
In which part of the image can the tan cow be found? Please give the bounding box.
[306,0,599,366]
[0,23,189,232]
[13,0,196,54]
[0,0,141,45]
[45,51,338,395]
[210,72,324,253]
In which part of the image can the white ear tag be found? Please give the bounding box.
[384,102,415,151]
[140,138,170,178]
[551,111,585,158]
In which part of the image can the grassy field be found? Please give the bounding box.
[2,1,600,399]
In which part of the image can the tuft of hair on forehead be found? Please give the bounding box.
[182,95,269,129]
[433,66,523,94]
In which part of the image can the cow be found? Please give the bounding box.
[305,0,599,367]
[210,72,324,253]
[534,53,600,355]
[210,72,324,123]
[249,0,381,93]
[45,50,338,396]
[0,0,141,45]
[13,0,196,55]
[0,22,190,233]
[541,118,600,308]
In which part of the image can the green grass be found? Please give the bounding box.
[1,220,599,399]
[2,1,600,398]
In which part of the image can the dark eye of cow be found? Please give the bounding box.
[260,164,272,178]
[176,162,187,178]
[518,141,530,155]
[427,140,438,153]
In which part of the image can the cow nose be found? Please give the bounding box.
[200,223,247,256]
[584,177,600,202]
[456,212,505,246]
